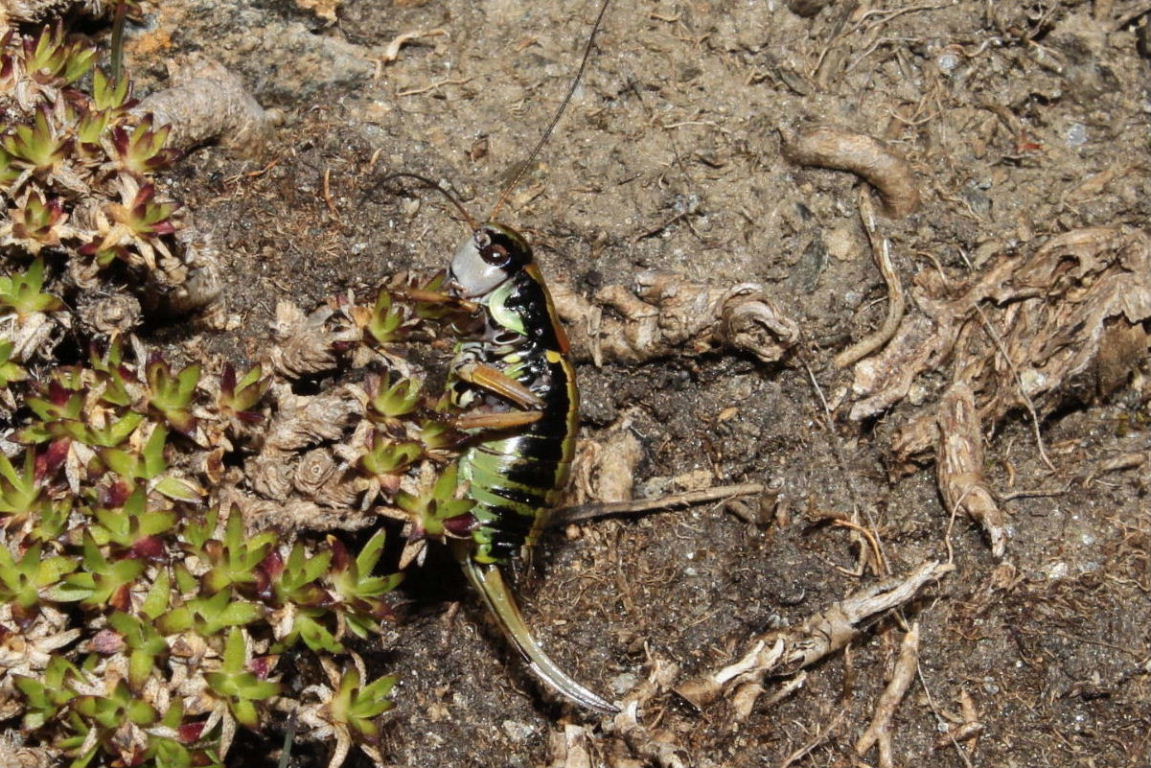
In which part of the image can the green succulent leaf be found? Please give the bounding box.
[15,657,80,729]
[219,363,269,420]
[81,410,145,448]
[203,513,277,593]
[145,355,200,433]
[396,463,474,537]
[0,340,27,386]
[329,667,396,740]
[88,342,135,407]
[360,433,422,476]
[140,566,171,620]
[277,543,333,605]
[91,486,175,550]
[91,67,134,113]
[0,147,21,189]
[366,289,408,345]
[288,611,344,654]
[0,449,41,519]
[205,629,280,728]
[329,530,402,606]
[74,680,157,731]
[100,422,169,481]
[112,115,175,175]
[50,534,144,606]
[157,589,264,636]
[108,611,168,689]
[0,541,78,609]
[2,107,68,169]
[11,190,68,249]
[30,498,72,543]
[24,25,96,85]
[182,508,219,551]
[153,473,203,502]
[368,372,423,420]
[0,257,64,317]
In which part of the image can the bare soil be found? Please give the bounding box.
[123,0,1151,766]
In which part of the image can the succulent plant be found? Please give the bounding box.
[0,15,516,768]
[0,22,195,363]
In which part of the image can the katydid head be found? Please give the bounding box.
[449,223,533,299]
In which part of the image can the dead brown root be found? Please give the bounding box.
[853,228,1151,452]
[854,623,920,768]
[608,660,703,768]
[551,273,799,367]
[839,227,1151,555]
[832,189,906,369]
[784,126,921,219]
[936,383,1007,557]
[674,560,952,720]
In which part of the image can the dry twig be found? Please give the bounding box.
[675,561,952,719]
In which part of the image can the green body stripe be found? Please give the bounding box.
[487,280,527,336]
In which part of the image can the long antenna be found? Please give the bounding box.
[488,0,612,222]
[378,172,479,231]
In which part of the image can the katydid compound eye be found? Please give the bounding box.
[479,238,510,266]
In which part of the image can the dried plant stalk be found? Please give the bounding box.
[936,383,1007,556]
[675,561,951,719]
[551,273,799,366]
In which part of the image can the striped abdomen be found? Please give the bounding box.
[459,345,578,564]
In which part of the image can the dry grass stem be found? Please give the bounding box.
[552,483,767,526]
[778,708,848,768]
